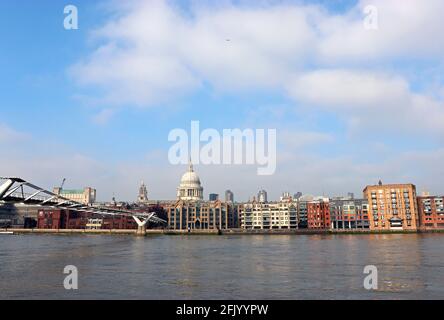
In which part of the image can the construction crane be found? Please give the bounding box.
[60,178,66,190]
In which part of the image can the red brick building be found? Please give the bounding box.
[307,199,330,229]
[364,183,418,231]
[101,216,138,230]
[37,209,88,229]
[37,209,154,230]
[37,210,64,229]
[417,195,444,230]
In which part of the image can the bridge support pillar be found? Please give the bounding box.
[133,216,148,236]
[136,225,147,236]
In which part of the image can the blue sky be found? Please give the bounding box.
[1,0,444,201]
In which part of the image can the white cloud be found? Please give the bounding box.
[69,42,200,107]
[69,0,444,136]
[69,0,320,106]
[287,69,444,137]
[288,70,409,109]
[318,0,444,63]
[182,4,317,90]
[71,0,444,98]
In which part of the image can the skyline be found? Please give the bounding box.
[1,0,444,202]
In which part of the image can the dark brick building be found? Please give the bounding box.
[417,195,444,230]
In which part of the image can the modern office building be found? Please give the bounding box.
[296,199,309,229]
[53,187,97,205]
[225,190,234,203]
[363,181,419,231]
[209,193,219,201]
[239,201,298,230]
[257,190,268,203]
[417,195,444,230]
[330,198,369,230]
[230,204,240,228]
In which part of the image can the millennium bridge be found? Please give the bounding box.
[0,177,166,235]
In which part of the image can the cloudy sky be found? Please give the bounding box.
[1,0,444,202]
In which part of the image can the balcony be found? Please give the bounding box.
[389,217,403,229]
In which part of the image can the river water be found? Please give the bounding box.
[0,233,443,299]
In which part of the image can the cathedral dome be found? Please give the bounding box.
[180,169,201,186]
[177,161,203,201]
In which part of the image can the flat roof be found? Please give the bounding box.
[60,189,84,195]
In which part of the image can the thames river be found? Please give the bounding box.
[0,233,443,299]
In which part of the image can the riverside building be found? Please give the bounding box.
[363,181,419,231]
[167,200,233,230]
[297,195,333,229]
[330,197,370,230]
[239,200,298,230]
[307,197,330,229]
[167,162,235,230]
[417,194,444,230]
[295,195,314,229]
